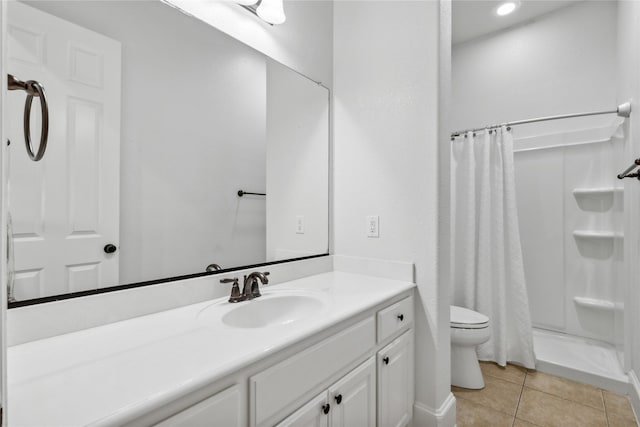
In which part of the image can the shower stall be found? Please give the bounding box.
[452,0,639,395]
[513,117,628,392]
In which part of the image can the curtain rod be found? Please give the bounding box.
[451,101,632,138]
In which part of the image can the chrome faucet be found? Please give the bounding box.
[242,271,270,300]
[220,271,270,303]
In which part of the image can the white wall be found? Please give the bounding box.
[436,1,453,420]
[452,1,617,139]
[266,60,329,260]
[452,1,621,343]
[334,1,450,421]
[25,1,267,285]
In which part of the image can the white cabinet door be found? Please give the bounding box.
[328,357,376,427]
[276,391,329,427]
[155,385,241,427]
[377,331,414,427]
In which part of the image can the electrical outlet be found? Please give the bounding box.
[366,215,379,238]
[296,216,305,234]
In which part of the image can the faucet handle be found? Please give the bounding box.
[221,277,243,303]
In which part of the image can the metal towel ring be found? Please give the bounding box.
[8,74,49,162]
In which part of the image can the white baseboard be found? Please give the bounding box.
[629,370,640,424]
[413,393,457,427]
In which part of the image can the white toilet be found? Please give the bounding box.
[450,305,490,389]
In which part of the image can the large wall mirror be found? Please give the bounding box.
[6,0,330,305]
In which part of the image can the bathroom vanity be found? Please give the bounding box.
[8,272,415,426]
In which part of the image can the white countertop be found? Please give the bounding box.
[8,271,414,426]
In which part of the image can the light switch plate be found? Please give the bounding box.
[366,215,379,238]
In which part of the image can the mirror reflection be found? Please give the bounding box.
[6,0,329,303]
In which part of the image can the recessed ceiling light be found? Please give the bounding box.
[496,1,517,16]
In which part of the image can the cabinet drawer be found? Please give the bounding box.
[377,296,413,342]
[250,317,375,427]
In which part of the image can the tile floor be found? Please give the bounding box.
[453,362,639,427]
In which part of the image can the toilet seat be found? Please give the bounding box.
[451,305,489,329]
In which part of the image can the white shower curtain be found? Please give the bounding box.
[451,126,536,369]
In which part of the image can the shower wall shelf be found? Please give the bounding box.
[573,230,623,240]
[572,187,622,212]
[572,187,623,196]
[573,296,616,312]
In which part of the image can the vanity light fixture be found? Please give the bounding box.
[495,1,518,16]
[236,0,286,25]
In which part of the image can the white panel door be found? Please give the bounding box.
[154,385,242,427]
[6,2,121,300]
[276,392,329,427]
[377,331,414,427]
[328,357,376,427]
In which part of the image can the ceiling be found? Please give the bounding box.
[452,0,583,45]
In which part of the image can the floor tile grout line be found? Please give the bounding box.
[601,389,610,427]
[515,369,607,427]
[522,384,609,413]
[479,363,528,384]
[451,392,521,421]
[512,370,545,427]
[511,376,525,427]
[482,372,527,386]
[602,391,639,424]
[518,370,610,409]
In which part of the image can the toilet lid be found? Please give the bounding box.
[450,306,489,329]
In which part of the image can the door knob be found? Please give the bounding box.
[383,356,390,365]
[104,244,117,254]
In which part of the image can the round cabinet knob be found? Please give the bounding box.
[322,404,331,415]
[383,356,390,365]
[103,244,117,254]
[335,394,343,405]
[397,314,404,321]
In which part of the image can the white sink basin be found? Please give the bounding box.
[198,290,329,329]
